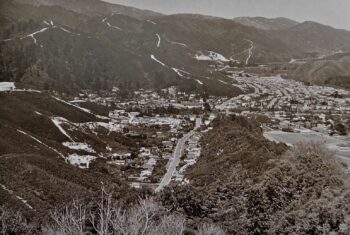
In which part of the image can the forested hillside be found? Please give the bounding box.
[2,0,350,94]
[161,116,350,234]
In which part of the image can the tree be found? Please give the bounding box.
[93,78,101,91]
[48,188,221,234]
[203,102,211,112]
[335,123,347,135]
[50,200,87,235]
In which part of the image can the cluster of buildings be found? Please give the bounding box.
[70,88,216,188]
[216,74,350,135]
[69,72,349,188]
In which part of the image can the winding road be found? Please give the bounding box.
[245,40,254,65]
[155,118,201,192]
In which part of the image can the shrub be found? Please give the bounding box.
[0,206,35,235]
[197,223,226,235]
[48,188,220,234]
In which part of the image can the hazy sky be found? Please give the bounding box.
[105,0,350,30]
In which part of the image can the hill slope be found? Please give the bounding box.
[272,22,350,56]
[288,53,350,88]
[1,0,350,95]
[0,90,143,218]
[0,0,293,96]
[161,116,350,234]
[15,0,162,19]
[233,17,350,59]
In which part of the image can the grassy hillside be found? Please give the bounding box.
[0,153,135,220]
[0,91,146,220]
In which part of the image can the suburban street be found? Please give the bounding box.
[155,118,201,192]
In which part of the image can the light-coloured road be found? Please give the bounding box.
[245,39,254,65]
[155,118,201,192]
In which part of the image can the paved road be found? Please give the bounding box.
[155,118,201,192]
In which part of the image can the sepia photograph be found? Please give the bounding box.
[0,0,350,234]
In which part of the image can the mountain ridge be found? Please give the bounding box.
[233,16,299,30]
[1,0,350,92]
[14,0,162,19]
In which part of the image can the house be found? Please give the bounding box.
[280,120,291,130]
[108,160,126,166]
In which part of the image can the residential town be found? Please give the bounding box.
[218,73,350,135]
[67,87,212,189]
[64,72,350,189]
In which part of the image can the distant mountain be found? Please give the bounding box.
[233,17,299,30]
[288,53,350,88]
[273,21,350,56]
[234,17,350,58]
[15,0,162,19]
[0,0,295,96]
[1,0,350,95]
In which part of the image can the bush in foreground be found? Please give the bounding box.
[46,188,225,235]
[0,206,35,234]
